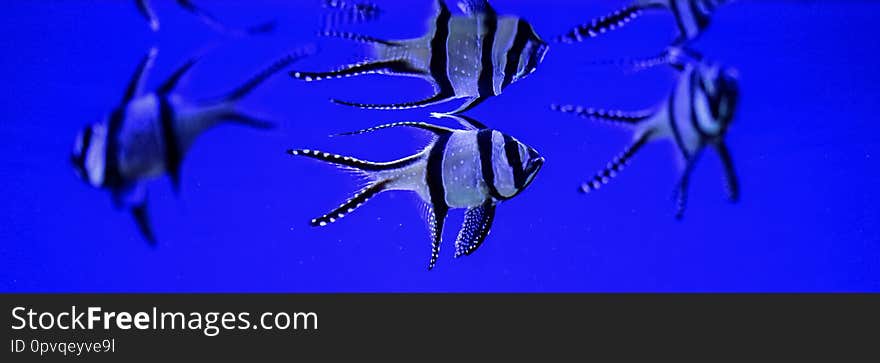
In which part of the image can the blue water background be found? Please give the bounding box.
[1,0,877,291]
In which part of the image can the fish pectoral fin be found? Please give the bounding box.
[454,201,496,258]
[121,47,158,104]
[715,142,739,203]
[426,204,449,270]
[113,184,156,244]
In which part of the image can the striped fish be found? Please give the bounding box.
[291,0,549,114]
[134,0,275,35]
[550,49,740,219]
[71,47,314,243]
[287,113,544,270]
[555,0,732,45]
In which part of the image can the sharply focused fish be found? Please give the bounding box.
[71,47,313,243]
[287,113,544,269]
[291,0,550,114]
[550,48,740,218]
[135,0,275,35]
[555,0,732,45]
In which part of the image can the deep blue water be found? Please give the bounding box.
[1,0,878,292]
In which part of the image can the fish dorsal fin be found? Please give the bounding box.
[457,0,495,16]
[429,112,488,130]
[157,57,200,96]
[122,47,158,105]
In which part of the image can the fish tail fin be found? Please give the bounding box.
[222,46,316,103]
[554,3,647,44]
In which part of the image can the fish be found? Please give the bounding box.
[555,0,732,46]
[550,48,740,219]
[71,46,314,243]
[291,0,549,114]
[134,0,275,35]
[287,113,544,269]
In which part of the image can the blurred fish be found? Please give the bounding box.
[321,0,382,29]
[135,0,275,35]
[288,113,544,269]
[550,48,740,219]
[291,0,549,114]
[555,0,733,46]
[71,47,314,243]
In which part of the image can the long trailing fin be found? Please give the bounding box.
[332,122,454,137]
[429,112,488,130]
[550,104,654,127]
[135,0,160,31]
[427,204,448,270]
[287,149,421,172]
[132,202,157,245]
[222,46,316,102]
[715,142,739,203]
[318,30,400,47]
[122,47,158,104]
[672,146,705,219]
[309,180,390,227]
[580,132,653,193]
[554,4,647,44]
[322,0,382,28]
[454,201,496,258]
[291,59,426,82]
[175,0,276,36]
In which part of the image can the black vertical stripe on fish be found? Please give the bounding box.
[477,14,499,98]
[426,133,451,209]
[667,85,691,160]
[503,134,525,189]
[158,96,183,192]
[502,19,530,90]
[103,107,126,189]
[477,130,506,201]
[429,2,454,98]
[688,70,712,139]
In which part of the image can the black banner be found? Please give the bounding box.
[2,294,878,361]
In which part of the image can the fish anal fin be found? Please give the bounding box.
[454,201,496,258]
[427,204,449,270]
